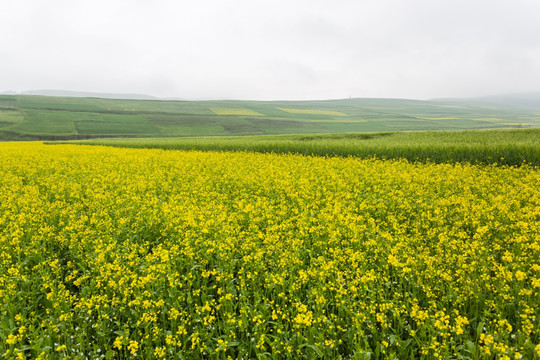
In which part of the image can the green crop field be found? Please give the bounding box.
[1,94,540,141]
[65,128,540,167]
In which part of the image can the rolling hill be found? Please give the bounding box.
[1,93,539,140]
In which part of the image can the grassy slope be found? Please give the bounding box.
[1,95,540,140]
[64,128,540,166]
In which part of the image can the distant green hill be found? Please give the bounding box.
[20,89,159,100]
[1,94,539,141]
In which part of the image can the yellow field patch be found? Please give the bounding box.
[277,108,348,116]
[473,118,504,121]
[501,122,534,126]
[310,119,367,123]
[210,108,265,116]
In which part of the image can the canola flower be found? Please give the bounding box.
[0,142,538,359]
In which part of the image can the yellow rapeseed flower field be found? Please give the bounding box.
[277,108,348,116]
[0,142,538,359]
[210,108,265,116]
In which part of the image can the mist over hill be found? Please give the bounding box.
[433,92,540,109]
[19,89,159,100]
[469,93,540,108]
[2,89,539,106]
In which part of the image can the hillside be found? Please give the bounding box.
[1,94,539,140]
[19,90,159,100]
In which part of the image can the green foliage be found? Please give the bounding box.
[67,128,540,167]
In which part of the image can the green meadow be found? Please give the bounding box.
[66,128,540,167]
[1,94,540,141]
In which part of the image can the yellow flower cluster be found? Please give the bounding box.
[0,142,538,359]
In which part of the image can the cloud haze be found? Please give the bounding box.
[1,0,540,100]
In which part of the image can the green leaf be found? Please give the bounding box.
[475,322,484,337]
[300,343,323,357]
[105,349,114,359]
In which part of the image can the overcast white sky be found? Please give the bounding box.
[1,0,540,100]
